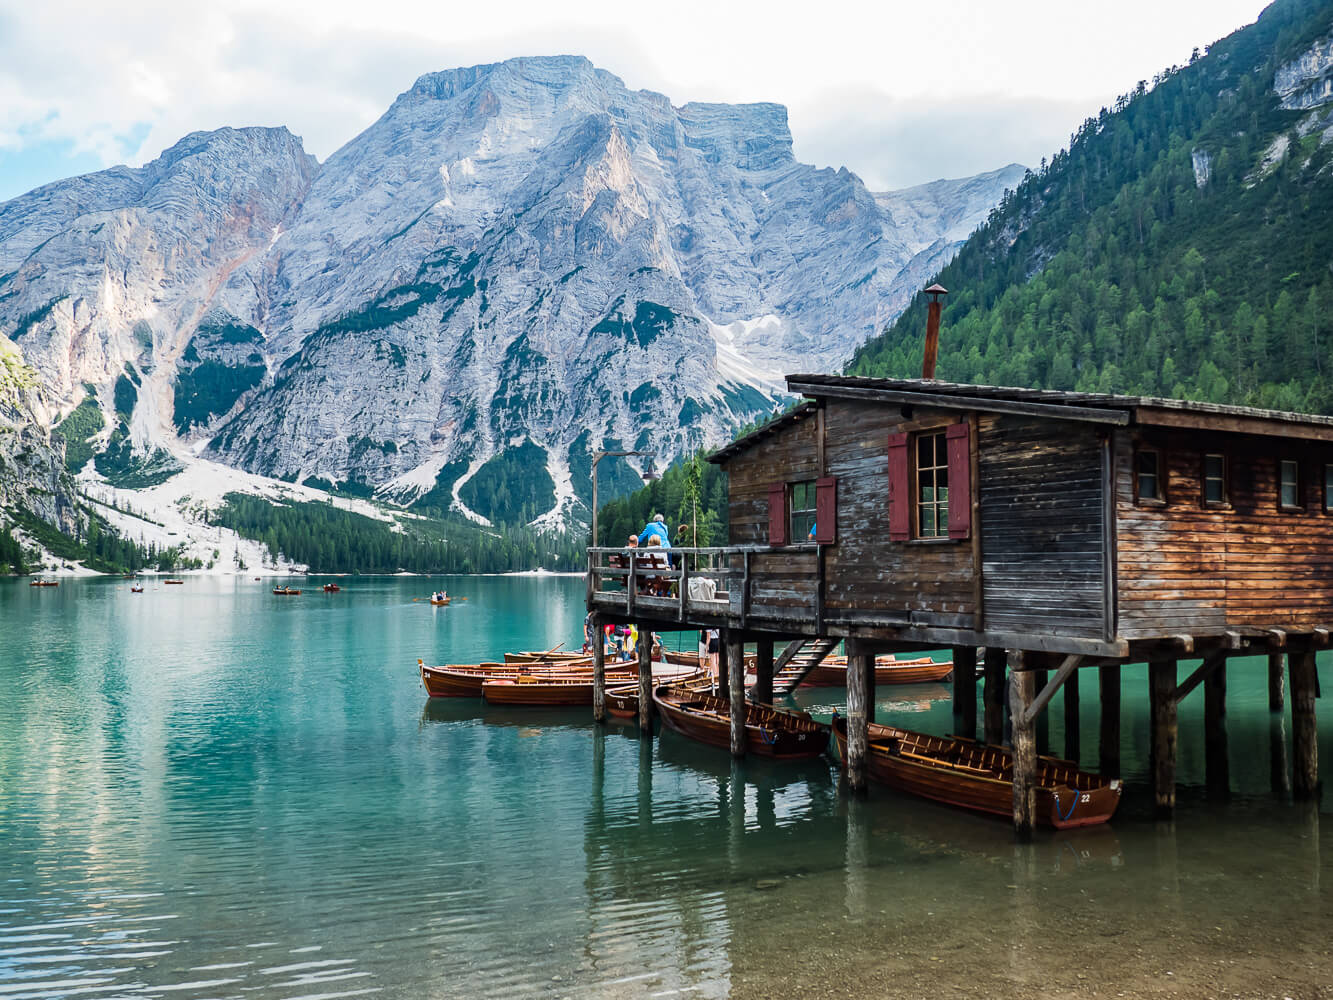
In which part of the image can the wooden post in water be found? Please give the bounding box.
[1008,650,1036,840]
[1150,660,1178,819]
[1033,668,1049,756]
[1290,649,1319,799]
[716,637,729,696]
[592,614,606,723]
[953,646,977,740]
[1269,652,1286,712]
[1099,665,1121,778]
[983,647,1006,745]
[1205,658,1229,799]
[727,631,746,758]
[754,638,774,705]
[846,649,872,794]
[1063,669,1080,763]
[637,627,653,735]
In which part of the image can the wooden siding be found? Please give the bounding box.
[979,416,1107,639]
[1116,429,1333,637]
[726,414,820,547]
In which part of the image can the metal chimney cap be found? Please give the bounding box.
[925,283,948,296]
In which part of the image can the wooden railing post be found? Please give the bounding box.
[627,552,636,617]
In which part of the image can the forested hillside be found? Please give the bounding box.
[850,0,1333,413]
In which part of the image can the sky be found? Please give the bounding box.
[0,0,1271,202]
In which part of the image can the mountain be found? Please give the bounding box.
[850,0,1333,414]
[0,56,1022,535]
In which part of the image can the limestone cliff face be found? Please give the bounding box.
[0,56,1021,527]
[0,339,78,534]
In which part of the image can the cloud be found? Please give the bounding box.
[790,90,1098,191]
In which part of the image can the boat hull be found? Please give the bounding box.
[420,661,635,698]
[832,719,1120,829]
[801,659,954,687]
[482,678,595,706]
[653,687,829,760]
[503,651,589,664]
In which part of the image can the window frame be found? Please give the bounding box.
[1134,448,1165,506]
[1202,452,1229,509]
[1279,459,1302,512]
[915,429,950,539]
[788,479,818,544]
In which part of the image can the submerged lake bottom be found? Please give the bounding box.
[1,576,1330,998]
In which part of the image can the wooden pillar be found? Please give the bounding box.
[727,632,746,758]
[1008,651,1036,840]
[716,638,729,695]
[592,615,606,723]
[637,627,653,735]
[1150,660,1178,819]
[953,646,977,740]
[1033,668,1049,756]
[1205,658,1229,799]
[1271,712,1292,797]
[1291,649,1319,800]
[1099,665,1121,778]
[1063,669,1080,763]
[753,639,774,705]
[1269,652,1286,712]
[983,647,1006,745]
[845,651,872,794]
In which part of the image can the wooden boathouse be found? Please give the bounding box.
[586,374,1330,836]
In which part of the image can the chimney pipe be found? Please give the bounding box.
[922,283,948,379]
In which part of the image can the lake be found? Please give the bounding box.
[1,575,1329,998]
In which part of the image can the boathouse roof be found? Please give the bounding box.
[709,374,1333,463]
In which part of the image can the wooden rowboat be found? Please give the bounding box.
[606,670,712,719]
[653,686,830,760]
[831,718,1121,829]
[503,650,590,664]
[801,658,954,687]
[323,583,341,592]
[419,659,636,698]
[272,587,301,595]
[430,597,450,605]
[482,676,598,706]
[130,585,144,593]
[663,649,757,668]
[165,579,185,585]
[29,580,59,587]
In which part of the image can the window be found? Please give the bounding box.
[1280,460,1301,510]
[917,431,949,538]
[1326,464,1333,514]
[790,481,817,542]
[1136,449,1163,503]
[1203,453,1227,506]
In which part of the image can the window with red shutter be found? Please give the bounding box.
[887,433,909,540]
[946,422,971,539]
[815,476,836,543]
[767,483,787,546]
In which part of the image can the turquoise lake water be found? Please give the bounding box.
[1,575,1330,998]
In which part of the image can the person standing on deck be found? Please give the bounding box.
[638,515,670,549]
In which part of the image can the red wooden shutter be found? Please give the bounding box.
[887,433,910,541]
[947,421,971,540]
[767,483,787,546]
[815,476,837,544]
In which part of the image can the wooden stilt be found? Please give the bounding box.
[953,646,977,740]
[1150,660,1178,819]
[1063,669,1080,763]
[637,627,653,734]
[1099,665,1121,778]
[716,638,729,695]
[983,646,1006,745]
[1033,668,1049,756]
[1271,712,1291,797]
[845,650,872,794]
[1205,659,1229,799]
[1290,649,1319,800]
[1269,652,1286,712]
[1008,650,1035,840]
[592,615,606,723]
[753,639,774,705]
[727,632,746,758]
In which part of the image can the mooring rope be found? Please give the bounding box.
[1055,787,1080,822]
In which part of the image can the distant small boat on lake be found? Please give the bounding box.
[430,597,450,605]
[130,584,144,593]
[323,583,341,593]
[830,718,1121,829]
[29,579,59,587]
[273,587,302,596]
[164,579,185,585]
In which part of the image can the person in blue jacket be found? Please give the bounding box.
[638,514,671,548]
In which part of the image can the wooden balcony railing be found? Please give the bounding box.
[586,546,744,622]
